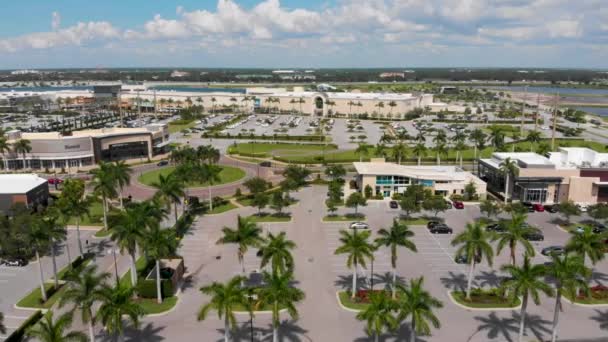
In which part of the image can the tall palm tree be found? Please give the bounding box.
[565,225,606,275]
[500,255,554,342]
[0,136,10,170]
[202,164,222,211]
[334,229,375,299]
[469,128,487,164]
[256,271,305,342]
[356,291,398,342]
[450,222,494,300]
[91,161,118,231]
[375,102,385,117]
[259,231,296,275]
[494,213,535,265]
[143,225,177,304]
[392,142,408,165]
[526,130,542,152]
[216,216,265,279]
[499,157,518,203]
[152,173,185,224]
[397,277,443,342]
[27,215,54,301]
[355,143,369,162]
[112,161,132,209]
[434,142,448,166]
[412,142,427,166]
[198,276,247,342]
[110,206,147,287]
[375,219,417,299]
[26,312,87,342]
[12,138,31,169]
[40,215,68,290]
[59,265,110,342]
[544,254,590,342]
[488,127,505,150]
[98,285,144,342]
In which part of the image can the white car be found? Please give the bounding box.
[349,222,369,230]
[541,126,550,130]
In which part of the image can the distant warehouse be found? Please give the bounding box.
[0,174,49,213]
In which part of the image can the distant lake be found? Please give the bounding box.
[0,86,91,92]
[0,85,246,94]
[475,86,608,96]
[574,106,608,117]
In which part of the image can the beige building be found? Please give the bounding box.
[353,158,486,199]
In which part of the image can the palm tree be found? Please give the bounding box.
[112,161,132,209]
[500,255,554,342]
[297,97,305,114]
[347,101,355,117]
[397,277,443,342]
[375,219,417,299]
[40,215,68,290]
[565,225,606,275]
[0,136,10,170]
[257,271,305,342]
[202,164,222,211]
[451,222,494,300]
[356,291,398,342]
[259,231,296,275]
[375,143,388,159]
[544,254,590,342]
[469,128,487,164]
[59,265,110,342]
[110,206,147,287]
[27,215,54,301]
[355,143,369,162]
[392,142,408,164]
[434,142,448,166]
[526,131,542,152]
[454,140,467,167]
[387,101,397,119]
[334,229,375,299]
[412,142,427,166]
[499,157,518,203]
[143,225,177,304]
[12,138,31,169]
[26,312,87,342]
[152,173,185,224]
[91,162,118,231]
[489,127,506,151]
[216,216,265,279]
[375,101,385,117]
[433,129,447,146]
[494,213,535,265]
[98,285,144,342]
[198,276,248,342]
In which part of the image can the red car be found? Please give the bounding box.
[47,178,63,185]
[533,204,544,212]
[453,201,464,209]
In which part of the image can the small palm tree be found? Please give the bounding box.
[112,161,132,209]
[12,138,31,169]
[413,142,427,166]
[501,255,554,342]
[526,130,542,152]
[91,162,118,231]
[392,142,408,164]
[355,143,369,162]
[499,157,518,203]
[98,285,144,342]
[198,276,247,342]
[334,229,375,299]
[434,142,448,166]
[494,213,535,265]
[26,312,87,342]
[110,206,147,287]
[545,254,590,342]
[451,222,494,300]
[397,277,443,342]
[59,265,110,342]
[356,291,398,342]
[216,216,265,279]
[565,225,606,276]
[469,128,487,163]
[202,164,222,211]
[39,214,68,290]
[0,136,10,170]
[143,225,177,304]
[375,219,417,298]
[152,173,185,223]
[259,231,296,275]
[256,271,305,342]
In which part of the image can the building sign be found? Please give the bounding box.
[64,144,81,150]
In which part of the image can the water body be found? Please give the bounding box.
[149,86,246,93]
[0,86,92,92]
[478,86,608,96]
[574,107,608,117]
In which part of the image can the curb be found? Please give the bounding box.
[446,291,522,311]
[561,296,608,308]
[335,291,362,313]
[66,225,104,231]
[13,304,49,313]
[144,296,182,317]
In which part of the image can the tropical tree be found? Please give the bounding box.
[198,276,248,342]
[434,142,448,166]
[259,231,296,275]
[412,142,427,166]
[544,254,590,342]
[479,199,502,221]
[56,179,89,255]
[59,265,110,342]
[12,138,31,169]
[392,142,408,164]
[0,136,10,170]
[216,216,265,279]
[499,157,518,203]
[526,130,542,152]
[334,229,375,299]
[557,200,581,225]
[500,256,554,342]
[112,161,132,209]
[356,291,398,342]
[91,161,118,231]
[345,192,367,214]
[110,206,148,287]
[256,271,305,342]
[144,225,177,304]
[98,285,144,342]
[201,164,222,211]
[152,173,185,223]
[0,312,4,335]
[375,219,417,298]
[451,222,494,300]
[396,277,443,342]
[26,312,87,342]
[565,225,606,274]
[469,128,487,163]
[488,127,505,150]
[355,143,370,162]
[494,213,535,265]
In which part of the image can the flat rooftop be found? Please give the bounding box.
[482,152,555,169]
[353,162,471,182]
[0,174,47,194]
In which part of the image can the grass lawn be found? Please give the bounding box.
[451,290,521,309]
[67,200,104,226]
[229,142,336,158]
[94,229,112,238]
[137,296,179,315]
[337,291,369,311]
[55,256,94,281]
[17,283,67,309]
[323,215,366,222]
[139,165,246,188]
[246,213,292,223]
[119,256,149,287]
[207,202,238,214]
[168,120,196,133]
[399,217,430,226]
[564,292,608,305]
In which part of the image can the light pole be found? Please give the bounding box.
[107,248,120,286]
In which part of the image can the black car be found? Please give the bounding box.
[543,204,559,213]
[157,160,169,167]
[524,229,544,241]
[259,161,272,167]
[455,253,481,264]
[389,201,399,209]
[427,221,442,229]
[541,246,565,256]
[593,223,607,234]
[521,202,536,213]
[1,258,28,267]
[485,223,506,233]
[430,224,453,234]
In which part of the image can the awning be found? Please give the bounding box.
[154,140,172,148]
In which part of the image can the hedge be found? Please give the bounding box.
[58,252,95,280]
[5,310,43,342]
[205,133,327,142]
[137,278,175,299]
[433,119,535,124]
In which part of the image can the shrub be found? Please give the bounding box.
[137,278,175,299]
[234,188,242,197]
[5,310,43,342]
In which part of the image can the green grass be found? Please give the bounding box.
[337,291,369,311]
[207,202,237,214]
[323,215,366,222]
[564,291,608,305]
[168,120,196,133]
[399,217,430,226]
[246,213,292,223]
[67,200,104,226]
[560,222,592,232]
[119,256,149,287]
[94,229,112,238]
[55,257,93,281]
[17,283,67,309]
[138,165,246,188]
[229,142,337,158]
[451,290,521,309]
[137,296,179,315]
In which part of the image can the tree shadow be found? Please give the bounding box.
[180,274,197,292]
[471,311,519,342]
[276,319,310,342]
[225,320,271,342]
[335,274,356,292]
[511,312,551,341]
[354,322,428,342]
[590,309,608,331]
[592,271,608,286]
[476,271,503,289]
[371,272,406,292]
[440,271,468,292]
[89,238,112,256]
[548,217,568,226]
[98,322,165,342]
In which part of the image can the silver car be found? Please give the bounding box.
[349,222,369,230]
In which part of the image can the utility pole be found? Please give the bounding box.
[551,92,559,150]
[520,85,527,136]
[534,93,540,131]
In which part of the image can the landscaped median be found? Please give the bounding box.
[245,213,292,223]
[138,165,246,188]
[323,214,366,222]
[337,290,373,311]
[206,202,238,214]
[563,285,608,306]
[449,289,521,310]
[399,217,430,226]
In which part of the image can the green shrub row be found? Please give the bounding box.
[432,119,535,124]
[206,133,327,142]
[137,278,175,299]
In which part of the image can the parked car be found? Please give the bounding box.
[1,258,28,267]
[429,224,453,234]
[577,204,589,212]
[532,204,544,212]
[445,201,453,209]
[593,223,607,234]
[427,220,442,229]
[521,202,535,212]
[524,229,544,241]
[157,160,169,167]
[47,178,63,185]
[259,161,272,167]
[350,222,369,230]
[455,253,481,264]
[485,223,506,233]
[541,246,565,256]
[543,204,559,213]
[389,201,399,209]
[453,201,464,209]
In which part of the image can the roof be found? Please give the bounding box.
[490,152,555,168]
[0,174,47,194]
[353,162,470,182]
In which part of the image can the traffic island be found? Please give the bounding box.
[449,289,521,310]
[246,213,292,223]
[563,285,608,306]
[323,214,366,222]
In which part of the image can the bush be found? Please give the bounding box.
[5,310,43,342]
[450,194,464,201]
[137,278,175,299]
[234,188,242,197]
[344,213,365,219]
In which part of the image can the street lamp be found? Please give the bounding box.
[107,248,120,286]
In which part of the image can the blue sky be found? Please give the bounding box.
[0,0,606,69]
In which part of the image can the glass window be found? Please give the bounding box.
[393,176,410,185]
[376,175,393,185]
